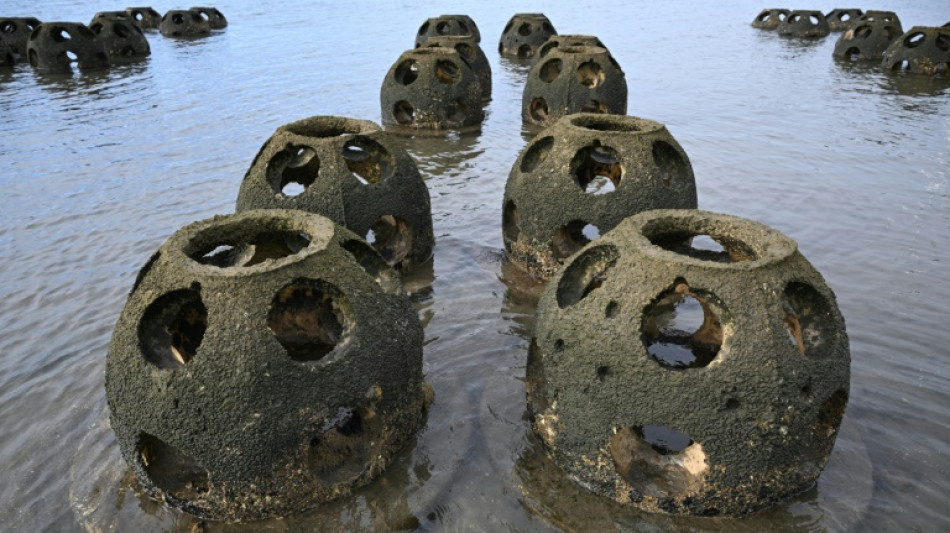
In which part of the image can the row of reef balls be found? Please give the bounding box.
[105,11,850,523]
[380,13,628,132]
[0,7,226,73]
[752,9,950,76]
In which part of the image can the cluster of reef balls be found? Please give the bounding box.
[752,8,949,76]
[0,7,226,73]
[103,10,851,524]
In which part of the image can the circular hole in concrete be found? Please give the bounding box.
[341,239,398,291]
[652,140,690,187]
[436,21,449,35]
[113,22,130,38]
[394,59,419,85]
[418,21,429,36]
[196,244,248,267]
[853,24,872,39]
[543,22,555,34]
[138,287,207,369]
[572,143,622,195]
[552,220,600,261]
[518,22,532,36]
[790,14,802,23]
[454,42,474,62]
[272,145,318,196]
[639,425,692,454]
[757,11,771,22]
[368,214,412,269]
[1,21,16,33]
[172,13,185,25]
[844,47,862,61]
[342,136,393,185]
[520,136,553,173]
[809,15,820,26]
[649,228,757,263]
[539,58,561,82]
[596,365,609,381]
[244,231,312,267]
[605,300,619,318]
[905,32,925,48]
[445,98,469,124]
[137,432,209,501]
[642,279,724,369]
[517,44,534,58]
[393,101,415,125]
[608,425,707,497]
[52,26,72,42]
[571,115,641,132]
[538,40,558,58]
[528,97,548,123]
[556,244,619,308]
[724,398,740,410]
[269,279,352,362]
[779,11,788,21]
[64,51,79,64]
[580,100,609,114]
[936,33,950,52]
[576,61,605,88]
[502,200,521,248]
[782,281,835,357]
[435,60,460,84]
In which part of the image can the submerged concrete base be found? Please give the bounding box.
[528,209,850,517]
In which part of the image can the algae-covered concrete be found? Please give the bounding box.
[125,7,162,30]
[882,26,950,76]
[420,35,492,101]
[0,17,41,61]
[89,13,151,63]
[777,11,830,38]
[189,7,228,30]
[503,113,696,280]
[236,116,434,272]
[522,45,627,128]
[751,9,789,30]
[106,209,427,520]
[825,9,863,32]
[832,17,902,62]
[159,10,211,38]
[26,22,110,73]
[415,14,481,46]
[380,46,484,131]
[498,13,556,59]
[527,209,850,517]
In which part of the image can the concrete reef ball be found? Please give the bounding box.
[777,11,830,38]
[236,116,434,272]
[125,7,162,30]
[856,10,901,27]
[160,9,211,38]
[832,17,902,62]
[882,26,950,76]
[503,113,697,280]
[751,9,789,30]
[89,13,151,62]
[0,17,42,61]
[527,209,850,517]
[415,14,480,46]
[825,9,863,31]
[522,45,627,129]
[189,7,228,30]
[499,13,556,59]
[535,34,608,63]
[380,46,485,131]
[420,35,491,101]
[106,209,427,520]
[26,22,109,73]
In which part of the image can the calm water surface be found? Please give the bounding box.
[1,1,948,531]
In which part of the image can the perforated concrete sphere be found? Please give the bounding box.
[125,7,162,30]
[419,35,491,101]
[26,22,109,73]
[882,27,950,76]
[380,46,484,131]
[89,14,150,63]
[189,7,228,30]
[856,10,901,28]
[751,9,789,30]
[825,9,863,31]
[527,209,850,517]
[0,17,41,60]
[499,13,556,59]
[160,10,211,38]
[534,34,608,64]
[415,14,480,46]
[106,209,427,520]
[523,45,627,128]
[777,11,830,38]
[833,18,902,62]
[236,116,434,272]
[502,114,696,280]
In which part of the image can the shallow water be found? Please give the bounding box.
[1,1,949,531]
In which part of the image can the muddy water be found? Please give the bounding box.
[1,0,949,531]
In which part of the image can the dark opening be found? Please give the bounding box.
[368,214,413,268]
[272,145,319,196]
[393,101,415,125]
[341,239,397,290]
[539,58,562,82]
[518,22,532,36]
[555,245,619,308]
[782,281,835,357]
[138,287,207,369]
[528,97,548,123]
[342,136,393,184]
[502,200,521,248]
[576,61,605,88]
[517,44,533,58]
[905,32,925,48]
[652,140,690,187]
[138,433,209,501]
[642,279,724,369]
[445,98,469,124]
[394,59,419,85]
[435,60,460,84]
[519,136,554,173]
[268,279,351,362]
[572,143,622,194]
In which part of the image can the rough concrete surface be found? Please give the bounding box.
[498,13,556,59]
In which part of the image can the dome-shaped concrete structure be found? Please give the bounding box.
[419,35,491,101]
[415,14,480,46]
[499,13,556,59]
[89,13,150,63]
[751,9,789,30]
[0,17,41,61]
[825,9,863,31]
[528,209,850,517]
[832,17,902,62]
[882,26,950,76]
[125,7,162,30]
[26,22,110,73]
[106,209,428,520]
[159,9,211,38]
[777,10,830,38]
